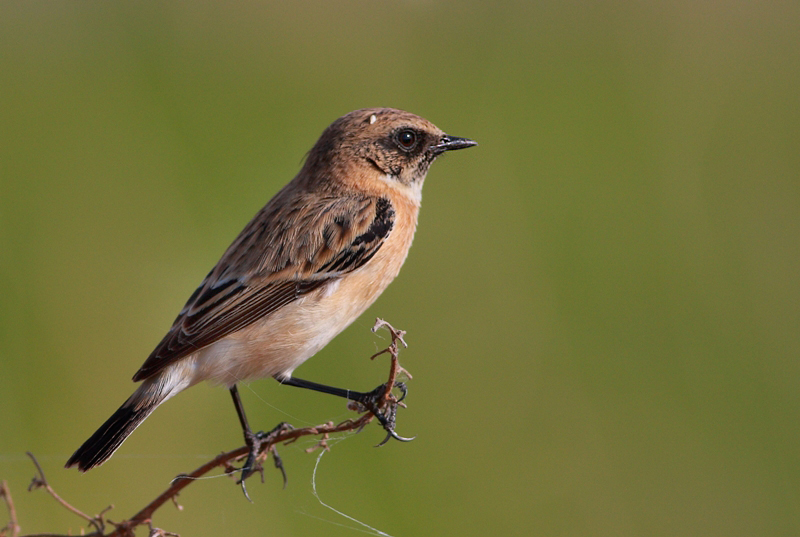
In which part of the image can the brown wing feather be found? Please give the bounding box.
[132,193,394,382]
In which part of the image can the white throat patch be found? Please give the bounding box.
[380,174,423,206]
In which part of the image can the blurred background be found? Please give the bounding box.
[2,1,799,535]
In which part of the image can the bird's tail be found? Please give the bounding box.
[66,375,176,472]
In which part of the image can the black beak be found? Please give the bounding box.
[432,135,478,155]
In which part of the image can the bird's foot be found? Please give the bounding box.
[238,422,292,501]
[350,382,415,446]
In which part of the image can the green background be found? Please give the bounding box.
[2,1,799,535]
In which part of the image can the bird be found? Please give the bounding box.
[66,107,477,476]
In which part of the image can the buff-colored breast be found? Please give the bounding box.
[184,193,420,387]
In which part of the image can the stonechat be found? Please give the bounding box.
[66,108,477,473]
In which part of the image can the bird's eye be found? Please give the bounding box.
[396,129,418,151]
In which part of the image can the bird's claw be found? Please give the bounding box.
[374,402,416,446]
[356,382,415,447]
[237,422,293,500]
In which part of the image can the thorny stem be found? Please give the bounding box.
[6,319,410,537]
[370,318,411,410]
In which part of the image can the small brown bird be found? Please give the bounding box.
[66,108,476,474]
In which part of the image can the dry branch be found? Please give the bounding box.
[1,319,411,537]
[1,480,20,537]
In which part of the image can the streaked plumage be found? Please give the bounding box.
[67,108,476,472]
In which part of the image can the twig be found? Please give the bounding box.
[12,319,411,537]
[1,480,20,537]
[371,317,411,408]
[26,453,108,535]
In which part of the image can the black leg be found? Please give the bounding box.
[230,384,253,436]
[275,376,413,445]
[229,385,261,500]
[229,385,290,499]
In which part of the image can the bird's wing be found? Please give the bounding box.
[132,194,395,382]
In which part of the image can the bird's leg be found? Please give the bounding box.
[276,376,414,445]
[229,385,290,500]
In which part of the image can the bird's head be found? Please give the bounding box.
[302,108,477,200]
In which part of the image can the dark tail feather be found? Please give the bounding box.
[66,395,161,472]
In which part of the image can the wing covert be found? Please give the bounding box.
[132,195,394,381]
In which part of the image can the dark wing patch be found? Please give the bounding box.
[319,197,394,272]
[132,196,394,382]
